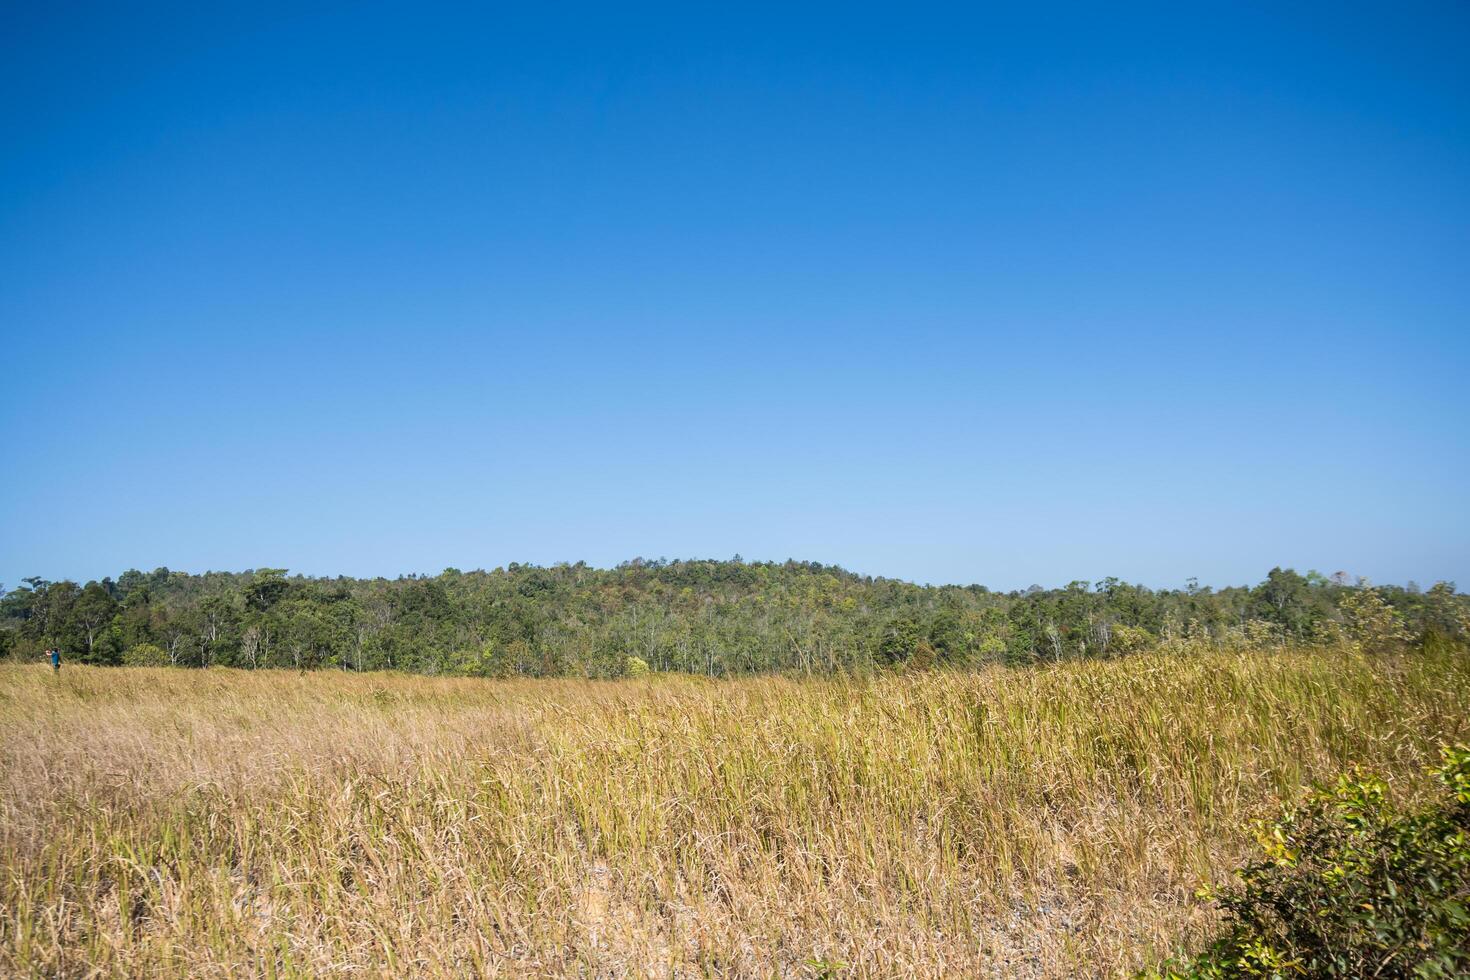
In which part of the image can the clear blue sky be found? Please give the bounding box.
[3,2,1467,591]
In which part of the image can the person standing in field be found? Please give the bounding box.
[49,648,60,673]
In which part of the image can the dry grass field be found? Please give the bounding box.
[2,645,1466,977]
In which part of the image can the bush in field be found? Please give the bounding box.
[1109,623,1153,655]
[1149,744,1470,979]
[1341,584,1414,652]
[123,643,169,666]
[906,640,938,671]
[977,634,1008,659]
[623,655,650,677]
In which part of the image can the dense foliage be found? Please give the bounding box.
[1150,744,1470,979]
[2,560,1466,676]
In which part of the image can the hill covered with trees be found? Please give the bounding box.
[2,560,1465,676]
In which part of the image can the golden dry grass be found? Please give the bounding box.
[2,645,1466,978]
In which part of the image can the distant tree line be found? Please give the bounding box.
[1,560,1466,677]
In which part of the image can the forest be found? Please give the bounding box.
[2,560,1466,676]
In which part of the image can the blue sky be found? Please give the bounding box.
[2,2,1467,591]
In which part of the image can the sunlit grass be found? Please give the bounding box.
[2,645,1465,976]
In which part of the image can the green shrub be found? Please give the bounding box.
[1149,744,1470,979]
[623,655,650,677]
[1109,623,1154,656]
[122,643,169,667]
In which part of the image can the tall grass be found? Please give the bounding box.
[2,645,1466,977]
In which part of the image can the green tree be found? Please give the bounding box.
[244,568,290,612]
[1251,567,1319,637]
[878,617,922,666]
[69,582,120,664]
